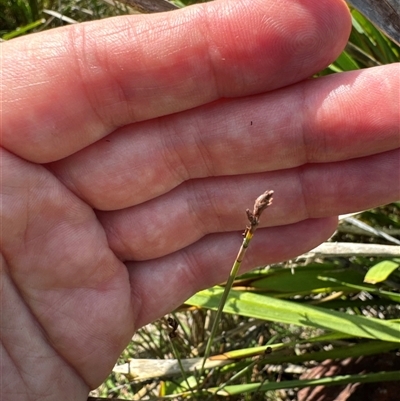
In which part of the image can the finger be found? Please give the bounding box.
[127,217,338,328]
[50,64,400,210]
[2,0,351,163]
[98,148,400,261]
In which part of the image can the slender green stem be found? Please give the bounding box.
[200,230,253,372]
[169,334,194,393]
[199,190,274,378]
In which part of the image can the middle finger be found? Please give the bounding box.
[97,147,399,261]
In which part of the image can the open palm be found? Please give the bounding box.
[1,0,399,399]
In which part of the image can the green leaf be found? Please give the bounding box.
[251,267,364,293]
[331,50,360,72]
[208,371,400,395]
[364,260,400,284]
[186,287,400,342]
[2,18,45,40]
[317,276,400,302]
[259,340,399,365]
[223,340,398,365]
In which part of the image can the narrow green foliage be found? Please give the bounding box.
[187,287,400,342]
[2,18,45,39]
[207,371,400,396]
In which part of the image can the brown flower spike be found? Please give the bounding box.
[246,190,274,230]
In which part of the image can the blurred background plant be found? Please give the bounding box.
[2,1,399,400]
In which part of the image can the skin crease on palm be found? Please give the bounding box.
[1,0,399,398]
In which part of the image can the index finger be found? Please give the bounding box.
[1,0,351,163]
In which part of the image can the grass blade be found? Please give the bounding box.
[186,287,400,342]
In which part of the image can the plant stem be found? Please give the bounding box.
[200,190,274,376]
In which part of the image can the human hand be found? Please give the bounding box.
[1,0,399,398]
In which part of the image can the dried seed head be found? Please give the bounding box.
[253,190,274,218]
[246,190,274,228]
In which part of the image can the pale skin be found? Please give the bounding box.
[1,0,399,398]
